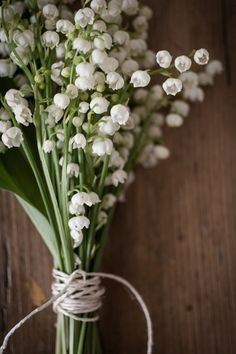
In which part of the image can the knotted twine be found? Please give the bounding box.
[0,269,153,354]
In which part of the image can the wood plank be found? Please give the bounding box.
[1,0,236,353]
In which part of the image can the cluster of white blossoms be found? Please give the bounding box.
[0,0,222,251]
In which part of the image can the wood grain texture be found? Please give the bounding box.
[1,0,236,353]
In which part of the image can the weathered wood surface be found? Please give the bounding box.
[1,0,236,353]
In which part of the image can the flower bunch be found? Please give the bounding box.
[0,0,222,353]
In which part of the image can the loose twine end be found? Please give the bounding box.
[0,269,153,354]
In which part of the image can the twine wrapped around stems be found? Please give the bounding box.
[0,269,153,354]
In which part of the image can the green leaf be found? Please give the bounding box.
[0,146,45,215]
[17,196,60,265]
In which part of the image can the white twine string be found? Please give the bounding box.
[0,269,153,354]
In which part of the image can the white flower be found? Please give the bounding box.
[56,43,65,59]
[175,55,192,73]
[94,33,112,50]
[13,30,35,50]
[171,100,190,117]
[88,192,101,206]
[121,59,139,76]
[56,129,65,142]
[75,76,96,91]
[183,87,204,102]
[99,116,120,135]
[0,59,17,78]
[99,57,119,74]
[122,0,139,15]
[65,84,78,99]
[43,140,55,153]
[129,38,147,56]
[110,104,130,125]
[70,229,83,248]
[13,105,33,126]
[90,97,110,114]
[69,216,90,231]
[71,133,86,149]
[111,170,127,187]
[102,194,117,210]
[2,126,24,149]
[110,47,127,63]
[71,192,89,206]
[206,60,223,76]
[0,43,9,57]
[53,93,70,109]
[92,138,113,156]
[97,211,108,227]
[109,150,125,168]
[73,37,92,53]
[56,19,74,35]
[156,50,172,68]
[44,19,57,31]
[91,49,108,64]
[138,143,158,168]
[91,0,106,13]
[67,163,80,178]
[0,29,7,43]
[45,105,64,124]
[76,63,95,77]
[130,70,151,88]
[106,72,124,90]
[0,5,15,21]
[0,108,10,121]
[74,8,95,27]
[51,61,64,86]
[43,4,59,20]
[71,192,100,208]
[69,202,85,216]
[166,113,183,127]
[154,146,170,159]
[142,50,156,69]
[5,89,28,108]
[0,120,12,133]
[179,71,199,88]
[10,46,30,66]
[133,15,148,33]
[93,20,107,32]
[139,5,153,19]
[72,116,83,127]
[113,30,130,45]
[194,48,210,65]
[108,0,122,16]
[162,78,182,96]
[79,102,90,114]
[41,31,59,49]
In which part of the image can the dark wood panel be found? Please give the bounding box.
[1,0,236,353]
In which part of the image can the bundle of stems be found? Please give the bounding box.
[0,0,222,353]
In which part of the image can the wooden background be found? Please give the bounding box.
[1,0,236,353]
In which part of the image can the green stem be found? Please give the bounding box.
[77,322,87,354]
[85,155,110,270]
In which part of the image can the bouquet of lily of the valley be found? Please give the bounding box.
[0,0,222,353]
